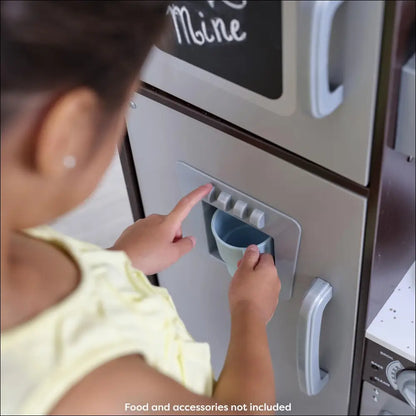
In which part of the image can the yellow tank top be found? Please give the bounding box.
[1,226,214,415]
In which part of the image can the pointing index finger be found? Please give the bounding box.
[168,184,213,226]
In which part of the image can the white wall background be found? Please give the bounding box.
[50,152,134,248]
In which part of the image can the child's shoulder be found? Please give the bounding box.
[25,225,108,254]
[25,225,151,287]
[2,226,213,415]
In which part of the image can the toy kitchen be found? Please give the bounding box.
[120,1,415,414]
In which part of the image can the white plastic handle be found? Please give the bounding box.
[297,277,333,396]
[309,1,344,118]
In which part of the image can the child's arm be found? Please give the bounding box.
[50,353,269,415]
[111,184,213,275]
[213,302,275,406]
[51,247,279,415]
[213,246,279,406]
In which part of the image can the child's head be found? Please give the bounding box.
[1,1,166,229]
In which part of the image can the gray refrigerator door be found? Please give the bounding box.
[140,1,383,186]
[127,93,367,415]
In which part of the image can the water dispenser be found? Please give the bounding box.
[177,161,301,300]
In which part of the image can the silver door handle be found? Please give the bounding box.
[309,0,344,118]
[297,277,333,395]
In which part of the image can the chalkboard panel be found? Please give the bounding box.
[157,1,282,99]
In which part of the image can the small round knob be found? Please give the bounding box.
[206,185,217,203]
[216,191,232,210]
[249,208,265,229]
[232,200,248,218]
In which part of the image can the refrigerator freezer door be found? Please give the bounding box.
[127,94,367,414]
[140,1,383,185]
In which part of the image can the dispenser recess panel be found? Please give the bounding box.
[177,161,301,300]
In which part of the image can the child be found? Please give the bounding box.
[1,2,280,415]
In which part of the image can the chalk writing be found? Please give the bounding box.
[207,1,247,10]
[167,1,247,46]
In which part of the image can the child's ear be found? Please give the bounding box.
[34,88,99,177]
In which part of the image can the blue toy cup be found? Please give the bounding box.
[211,209,273,276]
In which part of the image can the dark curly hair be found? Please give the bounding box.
[1,0,167,128]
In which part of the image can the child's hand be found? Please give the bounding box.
[111,184,212,275]
[228,245,281,324]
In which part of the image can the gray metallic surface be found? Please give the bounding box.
[141,1,383,185]
[127,94,367,414]
[360,381,414,415]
